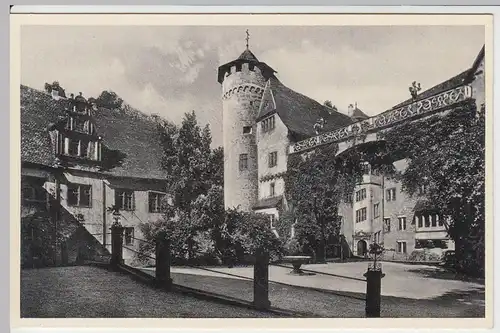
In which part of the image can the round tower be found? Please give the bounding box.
[217,44,276,211]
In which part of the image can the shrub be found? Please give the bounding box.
[284,238,301,256]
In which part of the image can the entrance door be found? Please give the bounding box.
[357,240,367,257]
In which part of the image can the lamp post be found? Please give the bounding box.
[108,205,124,268]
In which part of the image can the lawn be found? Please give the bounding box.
[20,266,279,318]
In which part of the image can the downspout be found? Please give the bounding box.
[381,176,385,244]
[102,180,107,249]
[53,173,61,266]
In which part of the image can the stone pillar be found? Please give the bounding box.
[364,264,385,317]
[110,224,124,268]
[155,234,173,291]
[253,249,270,310]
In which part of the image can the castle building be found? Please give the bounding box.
[20,84,169,267]
[219,43,485,260]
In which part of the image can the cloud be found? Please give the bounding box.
[21,25,485,148]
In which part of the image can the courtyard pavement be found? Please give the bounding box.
[139,261,485,318]
[143,261,485,300]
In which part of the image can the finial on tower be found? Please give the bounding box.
[245,29,250,50]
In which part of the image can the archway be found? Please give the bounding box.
[357,240,368,257]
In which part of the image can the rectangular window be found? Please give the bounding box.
[438,215,443,226]
[261,115,276,133]
[116,189,135,211]
[22,182,46,202]
[424,215,430,227]
[67,184,92,207]
[80,141,89,158]
[243,126,252,134]
[397,241,407,254]
[355,207,367,223]
[417,215,423,228]
[270,182,276,197]
[269,215,276,229]
[68,139,80,156]
[124,227,134,246]
[398,217,407,231]
[355,188,366,202]
[386,188,397,202]
[239,154,248,171]
[384,218,391,232]
[431,215,437,227]
[268,151,278,168]
[373,203,380,218]
[418,184,427,195]
[148,192,166,213]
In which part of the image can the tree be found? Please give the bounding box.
[379,99,485,277]
[284,144,366,263]
[323,100,333,108]
[95,90,123,110]
[44,81,67,98]
[139,111,224,262]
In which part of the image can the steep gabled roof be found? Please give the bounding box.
[257,76,354,139]
[351,106,369,120]
[20,85,166,180]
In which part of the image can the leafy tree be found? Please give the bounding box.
[139,111,224,262]
[380,99,485,277]
[323,100,333,108]
[44,81,67,98]
[95,90,123,110]
[284,144,366,263]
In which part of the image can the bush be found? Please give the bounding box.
[284,238,301,256]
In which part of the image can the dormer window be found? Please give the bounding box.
[261,115,275,133]
[68,139,79,156]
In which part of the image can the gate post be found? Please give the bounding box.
[155,232,173,291]
[110,223,124,268]
[364,263,385,317]
[253,248,270,310]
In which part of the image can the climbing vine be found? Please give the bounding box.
[282,140,394,262]
[378,99,485,277]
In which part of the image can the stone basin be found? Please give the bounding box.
[282,255,314,275]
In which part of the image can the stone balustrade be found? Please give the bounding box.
[289,85,472,154]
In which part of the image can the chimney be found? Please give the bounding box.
[348,104,354,117]
[51,89,60,100]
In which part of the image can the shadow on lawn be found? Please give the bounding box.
[407,267,485,284]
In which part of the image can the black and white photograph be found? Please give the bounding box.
[12,12,492,326]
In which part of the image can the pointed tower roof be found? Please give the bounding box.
[237,49,259,62]
[217,29,276,83]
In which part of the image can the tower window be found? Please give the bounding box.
[270,182,276,197]
[268,151,278,168]
[239,154,248,171]
[398,216,407,231]
[243,126,252,134]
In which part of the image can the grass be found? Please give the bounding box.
[20,266,279,318]
[162,270,485,318]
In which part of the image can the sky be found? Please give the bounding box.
[21,25,485,147]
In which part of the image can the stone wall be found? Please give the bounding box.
[222,63,265,211]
